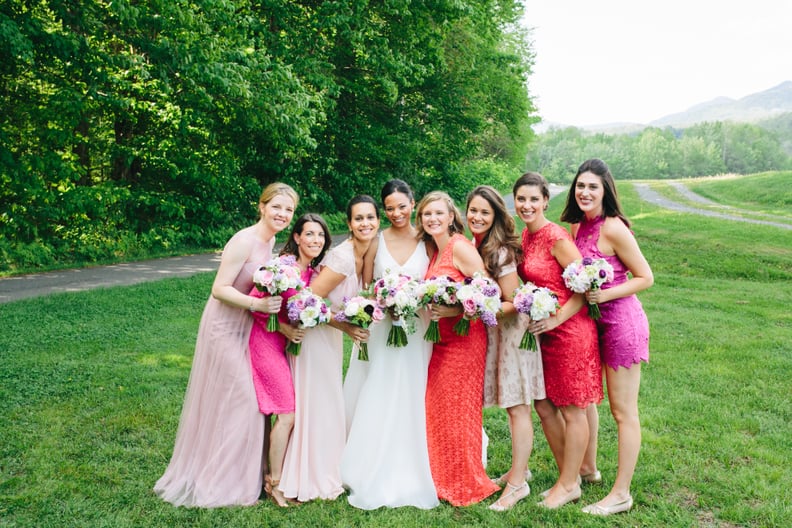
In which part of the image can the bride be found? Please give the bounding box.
[340,179,439,510]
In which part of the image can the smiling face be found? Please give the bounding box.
[348,202,379,242]
[514,184,548,229]
[466,195,495,239]
[294,221,327,263]
[383,191,414,229]
[260,194,296,234]
[420,199,453,238]
[574,171,605,217]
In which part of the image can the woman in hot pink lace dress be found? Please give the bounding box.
[513,172,602,510]
[247,213,332,507]
[154,183,298,508]
[561,158,653,516]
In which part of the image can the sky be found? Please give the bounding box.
[522,1,792,127]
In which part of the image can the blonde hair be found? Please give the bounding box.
[258,182,299,219]
[415,191,465,249]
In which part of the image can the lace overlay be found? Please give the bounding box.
[575,216,650,370]
[424,234,499,505]
[484,247,546,407]
[518,223,602,408]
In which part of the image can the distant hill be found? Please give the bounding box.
[551,81,792,134]
[650,81,792,128]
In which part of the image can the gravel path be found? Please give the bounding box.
[632,182,792,230]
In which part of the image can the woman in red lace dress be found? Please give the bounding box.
[513,172,603,510]
[416,191,499,506]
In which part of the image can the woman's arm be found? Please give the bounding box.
[210,234,281,313]
[590,218,654,304]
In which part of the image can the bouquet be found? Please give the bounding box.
[513,282,561,351]
[371,272,422,347]
[416,275,459,343]
[452,272,502,336]
[335,294,385,360]
[252,255,305,332]
[562,257,614,320]
[285,288,331,355]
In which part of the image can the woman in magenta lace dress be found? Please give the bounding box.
[513,172,603,510]
[417,191,499,506]
[561,159,653,516]
[154,182,298,507]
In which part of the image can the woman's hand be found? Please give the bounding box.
[429,303,463,320]
[251,295,283,314]
[279,323,306,343]
[585,289,607,305]
[337,321,370,344]
[526,315,559,335]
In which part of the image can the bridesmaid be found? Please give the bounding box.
[561,159,653,516]
[154,182,297,507]
[340,179,438,510]
[417,191,499,506]
[248,213,332,506]
[466,185,545,511]
[512,172,603,509]
[279,196,378,502]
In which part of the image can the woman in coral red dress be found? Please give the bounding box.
[513,172,603,510]
[416,191,499,506]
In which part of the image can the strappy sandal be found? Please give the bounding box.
[488,480,530,511]
[264,475,289,508]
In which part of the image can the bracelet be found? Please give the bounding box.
[248,299,255,312]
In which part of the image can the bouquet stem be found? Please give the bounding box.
[387,318,408,347]
[266,315,280,333]
[358,342,369,361]
[453,316,471,336]
[587,302,602,320]
[423,320,441,343]
[518,329,538,352]
[286,341,301,355]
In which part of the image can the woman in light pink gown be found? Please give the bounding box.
[279,195,379,502]
[154,183,298,508]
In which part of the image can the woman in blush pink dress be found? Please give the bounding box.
[247,213,332,507]
[561,159,653,516]
[513,172,603,510]
[278,196,379,503]
[154,183,298,508]
[418,191,499,507]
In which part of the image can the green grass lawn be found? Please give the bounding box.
[1,175,791,527]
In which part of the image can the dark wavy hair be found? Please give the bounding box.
[280,213,332,268]
[466,185,521,278]
[560,158,630,227]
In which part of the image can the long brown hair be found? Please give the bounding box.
[560,158,630,227]
[466,185,521,278]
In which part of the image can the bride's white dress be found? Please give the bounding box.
[340,234,439,510]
